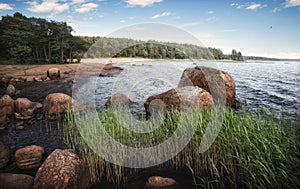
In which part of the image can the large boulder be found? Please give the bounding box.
[105,93,131,107]
[0,95,14,129]
[144,176,180,189]
[0,173,34,189]
[42,93,81,119]
[14,98,42,119]
[15,145,45,170]
[33,149,90,189]
[178,66,236,106]
[144,86,213,116]
[0,142,10,168]
[5,84,16,96]
[47,68,60,80]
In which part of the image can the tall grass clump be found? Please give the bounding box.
[63,107,300,188]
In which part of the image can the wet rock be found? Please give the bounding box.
[105,93,131,107]
[14,98,42,119]
[47,68,60,80]
[7,77,26,85]
[144,86,213,116]
[15,145,45,170]
[99,64,123,76]
[0,95,14,115]
[144,176,180,189]
[33,76,43,82]
[5,84,16,96]
[42,93,82,119]
[33,149,90,189]
[0,142,10,168]
[0,115,8,130]
[0,95,14,129]
[16,125,25,130]
[0,173,34,189]
[178,66,236,106]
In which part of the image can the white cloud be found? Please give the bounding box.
[272,7,280,12]
[27,0,69,13]
[231,2,267,10]
[71,0,86,4]
[207,10,214,14]
[120,20,126,23]
[0,3,13,11]
[246,3,265,10]
[151,12,171,19]
[125,0,163,7]
[284,0,300,8]
[75,3,98,13]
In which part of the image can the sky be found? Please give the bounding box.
[0,0,300,59]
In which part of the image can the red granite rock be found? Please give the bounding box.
[144,176,180,189]
[33,149,90,189]
[144,86,213,116]
[178,66,236,106]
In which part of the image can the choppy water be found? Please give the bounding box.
[76,60,300,116]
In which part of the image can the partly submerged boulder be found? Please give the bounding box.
[178,66,236,106]
[5,84,16,96]
[0,95,14,115]
[42,93,81,119]
[105,93,131,107]
[144,86,213,116]
[0,95,14,129]
[99,64,123,76]
[33,149,90,189]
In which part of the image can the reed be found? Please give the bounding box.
[63,106,300,188]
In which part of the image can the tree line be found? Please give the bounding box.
[0,12,91,64]
[85,37,244,61]
[0,12,244,64]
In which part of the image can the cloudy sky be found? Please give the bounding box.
[0,0,300,59]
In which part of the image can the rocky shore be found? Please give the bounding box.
[0,60,236,189]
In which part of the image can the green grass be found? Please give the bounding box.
[63,107,300,188]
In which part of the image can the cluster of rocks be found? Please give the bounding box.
[0,68,60,85]
[33,67,61,82]
[107,66,236,116]
[0,77,27,87]
[0,66,89,188]
[0,91,77,130]
[0,146,90,189]
[0,65,236,188]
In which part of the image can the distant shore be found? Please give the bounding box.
[0,58,152,81]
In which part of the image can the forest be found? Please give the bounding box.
[0,12,244,64]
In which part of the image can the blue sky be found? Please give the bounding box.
[0,0,300,59]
